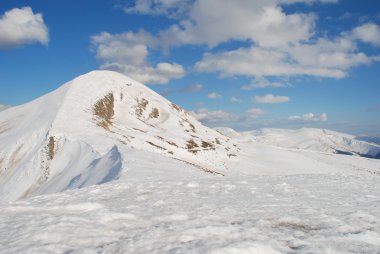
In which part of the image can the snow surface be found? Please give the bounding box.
[1,71,380,253]
[0,154,379,253]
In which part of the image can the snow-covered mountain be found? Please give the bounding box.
[215,127,380,159]
[0,71,237,202]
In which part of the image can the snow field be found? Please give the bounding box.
[1,172,380,253]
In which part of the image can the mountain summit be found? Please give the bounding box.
[0,71,238,201]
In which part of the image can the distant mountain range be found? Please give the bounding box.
[215,127,380,159]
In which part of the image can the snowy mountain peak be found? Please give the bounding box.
[0,71,238,202]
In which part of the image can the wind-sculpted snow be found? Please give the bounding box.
[0,171,379,253]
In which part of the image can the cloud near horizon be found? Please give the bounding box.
[288,113,328,122]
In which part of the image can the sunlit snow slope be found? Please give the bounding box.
[0,71,237,202]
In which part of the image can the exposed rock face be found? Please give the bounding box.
[93,93,114,129]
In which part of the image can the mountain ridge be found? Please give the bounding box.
[215,127,380,159]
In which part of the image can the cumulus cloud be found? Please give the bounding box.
[352,23,380,47]
[162,83,203,95]
[148,1,376,80]
[253,94,290,104]
[246,108,265,118]
[159,0,315,48]
[0,7,49,48]
[101,62,185,84]
[288,112,328,122]
[91,31,185,84]
[115,1,379,82]
[196,37,374,79]
[191,108,239,123]
[207,92,222,99]
[242,78,287,90]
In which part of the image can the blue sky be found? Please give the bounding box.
[0,0,379,135]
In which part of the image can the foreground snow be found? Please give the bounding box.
[1,169,380,253]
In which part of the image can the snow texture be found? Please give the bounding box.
[0,163,379,253]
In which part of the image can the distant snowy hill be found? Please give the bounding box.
[215,127,380,159]
[0,71,237,202]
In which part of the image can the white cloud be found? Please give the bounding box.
[230,97,242,103]
[288,112,328,122]
[141,1,377,80]
[91,31,185,84]
[159,0,315,48]
[242,78,287,90]
[352,23,380,47]
[196,37,375,79]
[191,108,239,123]
[0,7,49,48]
[101,62,185,84]
[246,108,265,118]
[114,1,379,82]
[253,94,290,104]
[207,92,222,99]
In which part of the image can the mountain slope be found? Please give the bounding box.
[216,127,380,159]
[0,71,237,202]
